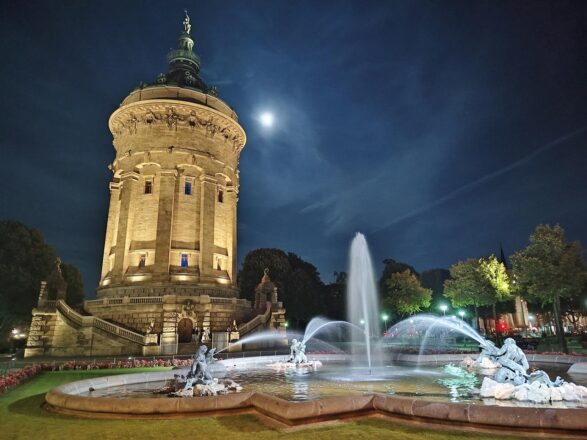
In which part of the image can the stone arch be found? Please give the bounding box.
[177,317,195,343]
[214,172,232,186]
[135,162,162,171]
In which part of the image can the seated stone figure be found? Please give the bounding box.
[490,338,530,384]
[482,337,563,388]
[185,345,216,390]
[288,339,308,364]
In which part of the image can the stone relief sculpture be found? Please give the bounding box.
[166,107,180,130]
[110,104,244,150]
[127,113,138,134]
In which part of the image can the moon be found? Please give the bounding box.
[259,112,274,128]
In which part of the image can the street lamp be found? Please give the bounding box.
[381,314,389,334]
[458,310,465,321]
[359,319,365,326]
[440,304,448,316]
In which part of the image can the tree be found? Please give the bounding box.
[0,221,85,348]
[0,221,56,325]
[238,248,327,328]
[60,262,85,306]
[379,258,418,291]
[285,252,326,325]
[420,268,451,313]
[322,272,346,321]
[238,248,292,302]
[443,256,511,337]
[382,269,432,317]
[511,224,587,353]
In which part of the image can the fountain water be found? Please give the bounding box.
[382,314,486,364]
[347,232,381,372]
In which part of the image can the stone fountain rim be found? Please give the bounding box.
[44,355,587,433]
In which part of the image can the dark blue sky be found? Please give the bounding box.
[1,1,587,295]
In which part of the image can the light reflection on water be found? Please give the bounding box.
[80,362,587,408]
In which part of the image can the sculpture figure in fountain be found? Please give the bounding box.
[183,345,216,392]
[164,345,241,397]
[481,337,562,387]
[288,339,308,364]
[487,338,529,384]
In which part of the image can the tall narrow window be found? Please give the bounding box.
[138,254,146,268]
[181,254,188,268]
[184,181,192,195]
[218,189,224,203]
[144,181,152,194]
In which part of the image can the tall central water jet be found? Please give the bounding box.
[347,232,381,372]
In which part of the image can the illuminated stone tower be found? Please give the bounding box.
[25,14,284,358]
[98,13,246,298]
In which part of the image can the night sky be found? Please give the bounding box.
[1,1,587,296]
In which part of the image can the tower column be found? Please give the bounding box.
[199,175,216,282]
[153,170,178,281]
[226,188,237,286]
[112,172,139,283]
[100,181,121,281]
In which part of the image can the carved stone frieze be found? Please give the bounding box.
[110,102,245,152]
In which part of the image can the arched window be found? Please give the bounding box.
[218,189,224,203]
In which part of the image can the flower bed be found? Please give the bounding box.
[0,359,192,394]
[0,364,43,394]
[55,358,192,371]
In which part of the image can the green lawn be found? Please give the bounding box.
[0,368,534,440]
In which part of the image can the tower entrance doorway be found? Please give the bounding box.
[177,318,193,343]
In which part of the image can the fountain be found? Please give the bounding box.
[384,314,587,403]
[347,232,381,372]
[42,232,587,433]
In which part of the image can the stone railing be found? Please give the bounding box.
[85,296,164,307]
[129,297,163,304]
[209,297,250,307]
[238,301,272,336]
[37,300,57,309]
[56,300,147,345]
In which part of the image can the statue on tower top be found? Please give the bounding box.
[183,10,191,34]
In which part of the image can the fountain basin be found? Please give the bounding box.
[45,354,587,434]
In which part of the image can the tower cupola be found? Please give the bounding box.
[155,11,211,92]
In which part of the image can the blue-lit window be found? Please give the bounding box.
[184,181,192,195]
[181,254,188,268]
[138,255,146,268]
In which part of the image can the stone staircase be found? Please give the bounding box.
[238,301,272,337]
[177,342,198,355]
[56,300,148,345]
